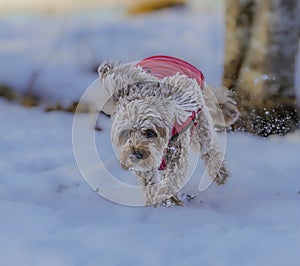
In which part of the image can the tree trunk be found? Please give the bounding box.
[224,0,300,136]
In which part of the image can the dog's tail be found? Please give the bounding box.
[202,84,239,129]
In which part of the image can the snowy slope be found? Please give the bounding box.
[1,98,300,266]
[1,6,300,266]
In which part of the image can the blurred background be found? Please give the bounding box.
[0,0,218,12]
[0,0,224,106]
[0,0,299,135]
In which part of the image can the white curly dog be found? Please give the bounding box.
[97,56,239,207]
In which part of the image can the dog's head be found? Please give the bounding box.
[111,98,180,171]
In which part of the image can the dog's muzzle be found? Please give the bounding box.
[129,149,144,162]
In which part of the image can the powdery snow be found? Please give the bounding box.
[0,6,300,266]
[1,99,300,266]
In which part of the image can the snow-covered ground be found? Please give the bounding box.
[1,6,300,266]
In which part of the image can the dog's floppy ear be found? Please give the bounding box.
[158,99,191,129]
[160,75,202,125]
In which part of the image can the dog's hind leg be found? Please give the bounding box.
[192,107,229,185]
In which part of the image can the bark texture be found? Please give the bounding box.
[224,0,300,136]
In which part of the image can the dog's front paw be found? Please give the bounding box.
[147,195,184,208]
[160,196,184,207]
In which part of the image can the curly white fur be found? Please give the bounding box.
[98,61,239,207]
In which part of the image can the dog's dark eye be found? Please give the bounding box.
[144,129,157,138]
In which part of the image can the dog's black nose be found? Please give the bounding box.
[129,149,143,162]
